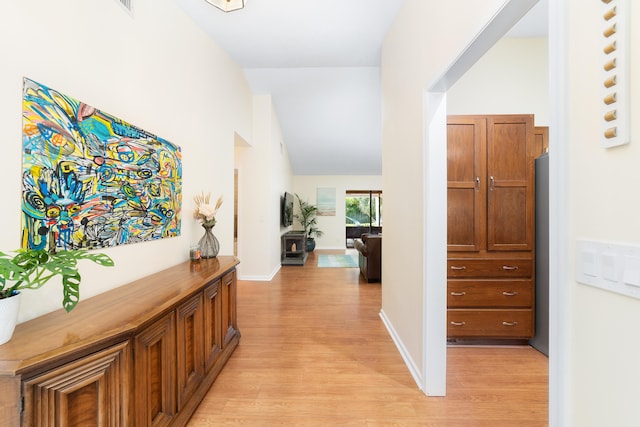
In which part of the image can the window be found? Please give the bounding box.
[345,190,382,230]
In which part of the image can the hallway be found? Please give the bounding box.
[188,250,548,426]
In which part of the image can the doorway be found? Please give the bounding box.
[423,1,568,423]
[422,0,555,396]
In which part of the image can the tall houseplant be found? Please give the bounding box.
[294,194,324,252]
[0,247,114,344]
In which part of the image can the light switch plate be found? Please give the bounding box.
[576,239,640,299]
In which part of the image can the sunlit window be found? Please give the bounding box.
[345,190,382,229]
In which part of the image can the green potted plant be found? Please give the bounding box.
[0,247,114,345]
[294,194,324,252]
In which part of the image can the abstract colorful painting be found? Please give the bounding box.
[21,77,182,250]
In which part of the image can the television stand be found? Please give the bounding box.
[282,231,307,266]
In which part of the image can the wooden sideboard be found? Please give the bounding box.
[0,256,240,426]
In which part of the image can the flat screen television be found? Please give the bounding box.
[281,192,294,227]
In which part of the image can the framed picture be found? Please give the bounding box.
[21,77,182,250]
[316,188,336,216]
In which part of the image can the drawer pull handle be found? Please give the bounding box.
[450,291,466,296]
[450,321,466,327]
[502,321,519,327]
[502,291,519,296]
[450,266,466,271]
[502,265,519,271]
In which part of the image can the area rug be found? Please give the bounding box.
[317,254,358,268]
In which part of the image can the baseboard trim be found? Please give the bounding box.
[238,263,281,282]
[379,308,423,390]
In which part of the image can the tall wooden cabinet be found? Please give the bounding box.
[0,257,240,427]
[447,114,536,339]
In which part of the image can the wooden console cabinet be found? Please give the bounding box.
[0,257,240,426]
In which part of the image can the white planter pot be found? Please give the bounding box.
[0,292,21,345]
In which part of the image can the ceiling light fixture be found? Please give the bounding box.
[205,0,245,13]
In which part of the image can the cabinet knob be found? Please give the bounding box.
[450,265,466,271]
[502,291,519,296]
[502,265,519,271]
[450,321,466,327]
[450,291,466,296]
[502,321,519,327]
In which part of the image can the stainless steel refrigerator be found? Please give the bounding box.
[530,152,549,356]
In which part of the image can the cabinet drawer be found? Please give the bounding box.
[447,279,533,308]
[447,259,533,278]
[447,309,534,338]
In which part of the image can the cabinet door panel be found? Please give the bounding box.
[447,117,486,251]
[487,120,529,181]
[176,293,204,410]
[23,341,130,426]
[221,271,238,347]
[447,189,478,249]
[134,314,175,427]
[486,116,534,251]
[204,279,223,371]
[488,186,529,248]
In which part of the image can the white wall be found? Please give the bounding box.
[567,1,640,425]
[448,37,549,125]
[381,0,508,387]
[293,175,382,249]
[384,0,640,424]
[0,0,252,322]
[235,95,294,280]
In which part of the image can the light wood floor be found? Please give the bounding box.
[188,250,548,426]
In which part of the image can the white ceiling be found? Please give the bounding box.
[176,0,548,175]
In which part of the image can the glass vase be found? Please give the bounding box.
[198,224,219,258]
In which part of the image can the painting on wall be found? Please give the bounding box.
[21,77,182,250]
[316,187,336,216]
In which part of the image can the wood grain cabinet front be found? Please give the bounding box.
[134,313,177,427]
[221,271,238,348]
[447,114,536,340]
[22,341,130,426]
[447,279,534,308]
[176,293,205,411]
[447,309,534,338]
[0,257,240,427]
[203,279,223,371]
[447,259,533,278]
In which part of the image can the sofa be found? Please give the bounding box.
[354,234,381,282]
